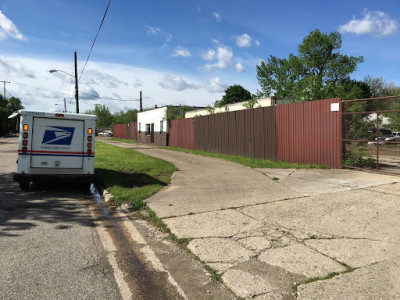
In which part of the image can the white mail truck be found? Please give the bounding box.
[12,110,97,190]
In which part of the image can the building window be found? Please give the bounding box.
[160,120,164,133]
[138,122,141,133]
[146,124,151,136]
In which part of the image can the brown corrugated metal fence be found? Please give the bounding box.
[193,107,277,161]
[112,98,342,168]
[169,119,195,149]
[113,122,137,140]
[276,98,341,168]
[127,122,137,140]
[113,124,127,138]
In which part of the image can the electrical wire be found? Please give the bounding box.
[78,0,111,83]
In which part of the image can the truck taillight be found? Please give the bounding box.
[87,149,92,155]
[55,114,64,117]
[23,124,29,131]
[23,132,28,138]
[87,143,92,148]
[22,140,28,146]
[87,136,92,141]
[22,147,27,153]
[88,128,93,135]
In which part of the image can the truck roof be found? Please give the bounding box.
[18,109,97,120]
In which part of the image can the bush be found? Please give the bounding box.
[344,149,376,168]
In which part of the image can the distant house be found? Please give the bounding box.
[185,97,276,118]
[137,106,168,146]
[137,105,203,146]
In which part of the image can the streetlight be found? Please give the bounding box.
[49,51,79,113]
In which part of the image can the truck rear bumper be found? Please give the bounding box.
[13,173,96,184]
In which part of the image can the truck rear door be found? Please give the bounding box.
[31,117,84,169]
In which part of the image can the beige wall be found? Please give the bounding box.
[185,98,274,118]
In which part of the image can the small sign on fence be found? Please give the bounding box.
[330,103,339,112]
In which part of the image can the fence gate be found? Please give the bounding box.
[342,95,400,175]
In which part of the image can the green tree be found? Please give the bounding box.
[364,76,400,98]
[86,104,113,129]
[216,84,252,107]
[257,29,364,101]
[164,106,199,120]
[363,76,400,131]
[0,95,24,136]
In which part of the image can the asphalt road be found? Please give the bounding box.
[0,137,236,300]
[0,137,123,299]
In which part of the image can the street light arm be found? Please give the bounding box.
[49,69,75,77]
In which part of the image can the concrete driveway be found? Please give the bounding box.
[103,139,400,299]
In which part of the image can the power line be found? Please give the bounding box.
[78,0,111,83]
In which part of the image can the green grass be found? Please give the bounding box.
[111,137,137,143]
[162,146,328,169]
[95,141,176,208]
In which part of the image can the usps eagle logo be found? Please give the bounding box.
[42,126,75,145]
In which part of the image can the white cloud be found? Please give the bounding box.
[207,77,227,93]
[172,47,191,57]
[213,12,221,22]
[203,46,245,72]
[202,49,216,61]
[145,25,173,42]
[1,55,230,112]
[235,33,260,48]
[0,57,35,78]
[146,26,161,35]
[339,9,398,37]
[159,74,200,91]
[79,86,100,100]
[0,10,25,41]
[235,63,245,72]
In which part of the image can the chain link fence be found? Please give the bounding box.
[342,95,400,174]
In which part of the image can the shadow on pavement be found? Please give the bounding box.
[0,172,96,237]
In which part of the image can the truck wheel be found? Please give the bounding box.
[19,181,30,190]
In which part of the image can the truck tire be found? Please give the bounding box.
[19,181,30,190]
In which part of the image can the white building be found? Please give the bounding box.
[185,97,275,118]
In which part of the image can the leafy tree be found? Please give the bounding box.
[112,109,138,124]
[363,76,400,131]
[364,76,400,98]
[0,95,24,136]
[164,106,199,120]
[216,84,252,107]
[257,29,364,101]
[243,98,259,109]
[125,109,138,122]
[86,104,113,129]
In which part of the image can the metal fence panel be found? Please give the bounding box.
[276,98,341,168]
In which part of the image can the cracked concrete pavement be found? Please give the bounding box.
[102,139,400,299]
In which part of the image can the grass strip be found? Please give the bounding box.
[162,146,328,169]
[111,137,137,143]
[95,141,176,208]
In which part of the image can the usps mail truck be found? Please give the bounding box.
[13,110,96,190]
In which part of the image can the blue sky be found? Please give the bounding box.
[0,0,399,113]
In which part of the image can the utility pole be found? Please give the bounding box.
[0,81,10,99]
[140,90,143,112]
[64,98,67,113]
[74,51,79,113]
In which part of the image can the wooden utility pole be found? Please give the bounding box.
[140,90,143,112]
[74,51,79,113]
[0,81,10,99]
